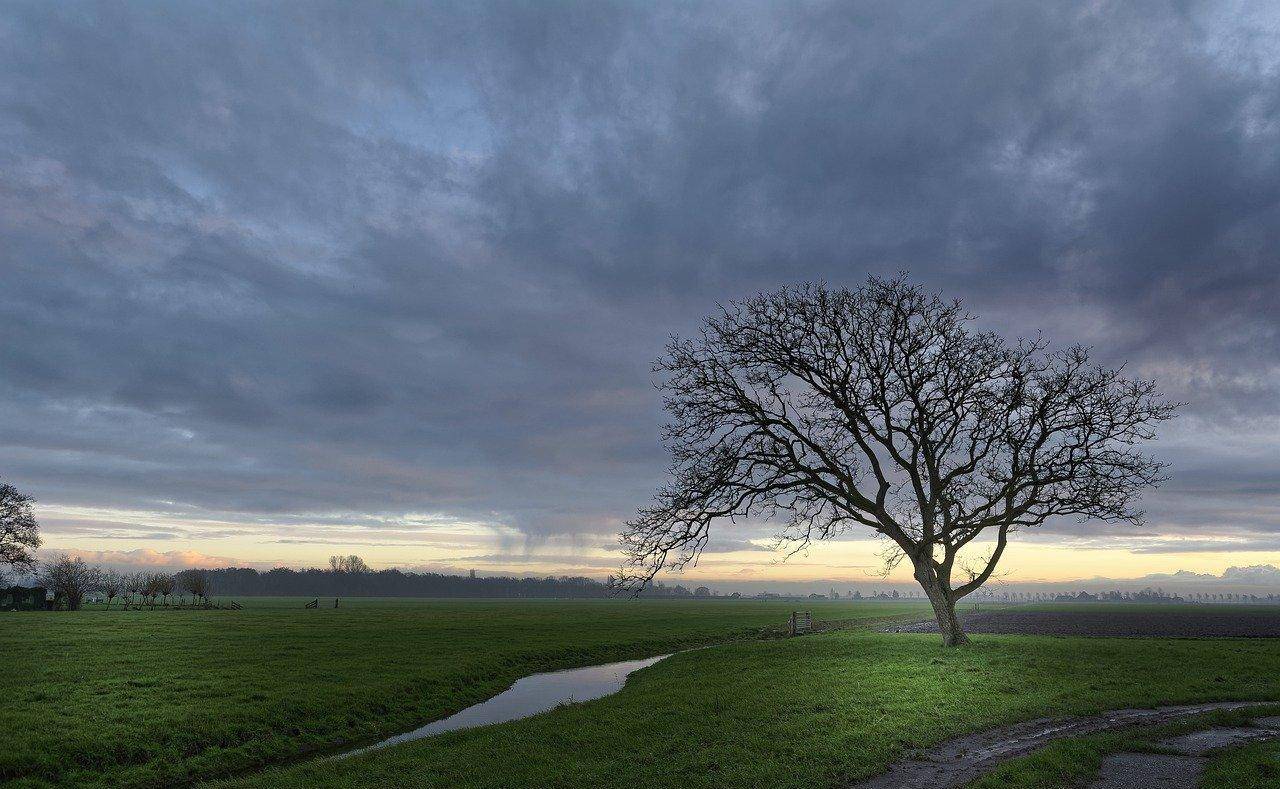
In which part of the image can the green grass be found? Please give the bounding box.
[8,599,1279,789]
[1203,738,1280,788]
[218,627,1280,789]
[0,597,923,787]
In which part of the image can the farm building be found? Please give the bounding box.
[1,586,50,611]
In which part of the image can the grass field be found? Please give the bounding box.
[0,597,923,787]
[1203,738,1280,788]
[221,626,1280,789]
[6,599,1279,788]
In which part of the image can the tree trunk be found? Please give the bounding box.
[928,590,968,647]
[915,566,969,647]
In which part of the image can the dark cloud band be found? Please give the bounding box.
[1,2,1277,550]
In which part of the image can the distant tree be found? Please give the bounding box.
[177,568,211,603]
[123,571,145,608]
[39,556,101,610]
[100,570,123,609]
[1,479,41,575]
[693,585,712,597]
[191,564,819,600]
[141,572,163,606]
[155,573,175,605]
[328,555,370,573]
[619,277,1177,646]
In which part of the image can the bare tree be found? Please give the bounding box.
[328,555,370,573]
[155,573,175,606]
[141,572,162,607]
[39,556,101,611]
[177,568,211,604]
[100,570,123,609]
[619,277,1177,645]
[123,571,145,608]
[1,479,41,575]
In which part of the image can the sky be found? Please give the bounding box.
[2,1,1279,592]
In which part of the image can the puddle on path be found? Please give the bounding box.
[1159,725,1280,756]
[850,701,1277,789]
[1088,753,1204,789]
[1086,715,1280,788]
[338,653,671,759]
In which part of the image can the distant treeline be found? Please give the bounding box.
[203,566,701,598]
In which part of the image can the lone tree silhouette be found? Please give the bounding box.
[619,276,1177,645]
[1,479,41,577]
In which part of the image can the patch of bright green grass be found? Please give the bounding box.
[0,598,923,787]
[1202,738,1280,789]
[216,631,1280,789]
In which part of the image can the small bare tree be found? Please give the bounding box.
[141,572,162,607]
[1,479,41,576]
[123,571,145,608]
[178,568,211,604]
[39,556,101,611]
[100,570,123,609]
[619,277,1177,645]
[328,555,370,573]
[155,573,175,606]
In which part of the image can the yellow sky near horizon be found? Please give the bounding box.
[31,502,1280,588]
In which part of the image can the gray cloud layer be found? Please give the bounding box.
[2,1,1278,551]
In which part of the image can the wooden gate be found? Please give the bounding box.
[789,611,812,636]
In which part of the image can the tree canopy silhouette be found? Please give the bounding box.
[1,479,41,577]
[619,276,1177,645]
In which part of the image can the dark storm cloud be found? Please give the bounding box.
[2,1,1278,550]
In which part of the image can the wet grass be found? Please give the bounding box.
[9,599,1279,788]
[1203,738,1280,788]
[215,629,1280,789]
[0,597,922,787]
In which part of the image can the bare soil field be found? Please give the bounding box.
[896,606,1280,638]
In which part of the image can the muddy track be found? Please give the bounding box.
[1089,718,1280,788]
[847,701,1278,789]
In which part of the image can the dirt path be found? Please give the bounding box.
[848,702,1277,789]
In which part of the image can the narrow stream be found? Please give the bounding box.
[337,653,672,759]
